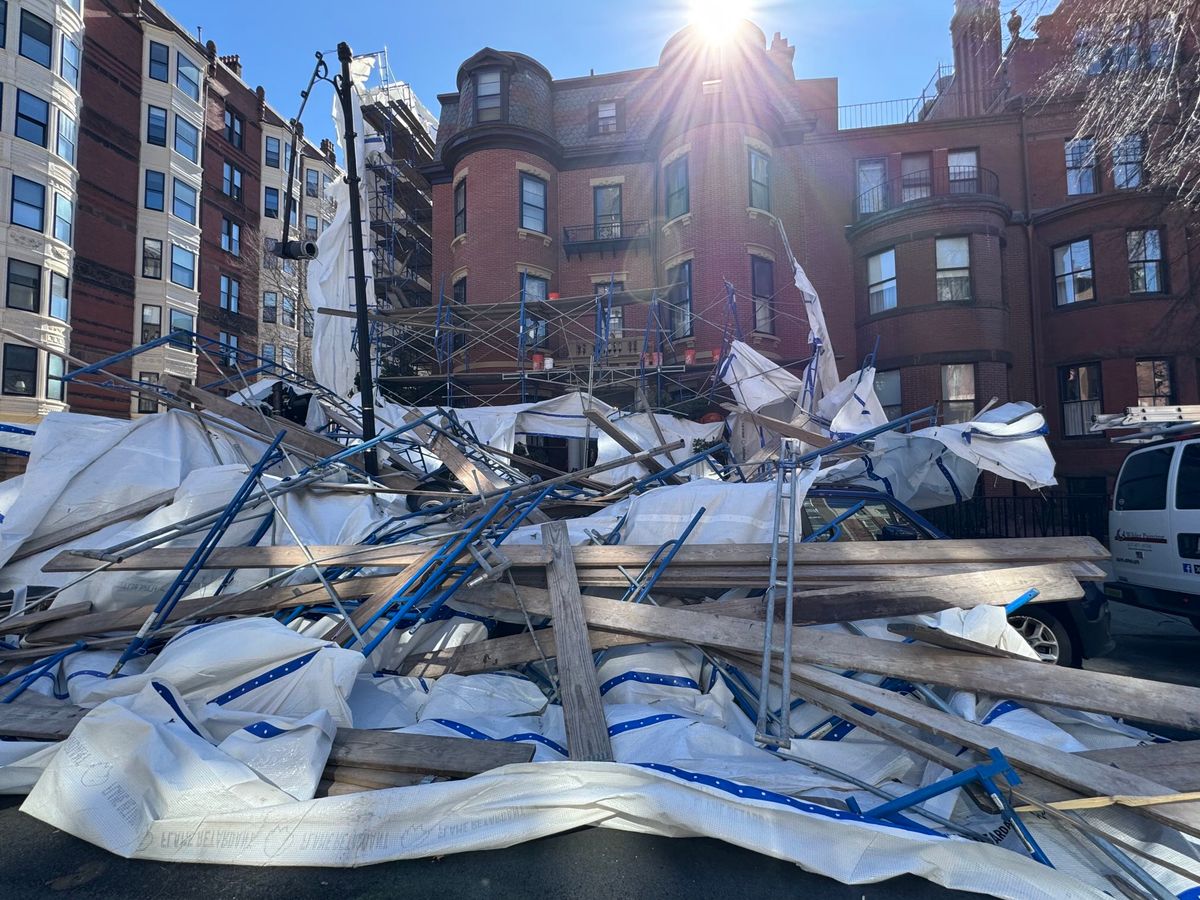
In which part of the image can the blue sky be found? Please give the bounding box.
[161,0,1010,148]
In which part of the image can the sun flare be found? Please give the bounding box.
[688,0,752,45]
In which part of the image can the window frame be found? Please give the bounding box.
[453,178,467,237]
[596,100,618,134]
[1127,228,1165,295]
[176,53,201,102]
[519,172,547,234]
[935,236,972,303]
[53,193,72,244]
[220,274,240,314]
[305,168,320,198]
[169,244,196,289]
[148,41,170,82]
[223,106,244,149]
[147,105,168,146]
[867,248,897,314]
[142,238,163,280]
[2,343,38,397]
[1135,358,1174,407]
[1053,238,1095,306]
[474,68,503,124]
[59,35,80,88]
[15,89,50,147]
[748,147,771,212]
[282,295,296,328]
[11,175,46,232]
[172,177,197,224]
[265,136,281,168]
[168,309,194,349]
[665,259,693,339]
[141,304,162,343]
[1065,137,1097,196]
[144,170,166,212]
[221,217,241,256]
[18,10,52,69]
[593,184,622,239]
[856,158,887,214]
[875,369,902,420]
[750,254,775,335]
[1059,362,1103,438]
[264,186,280,219]
[1113,134,1144,189]
[6,258,41,313]
[665,155,690,221]
[222,161,244,202]
[174,115,200,162]
[136,371,160,413]
[46,353,65,402]
[262,291,278,324]
[56,109,77,164]
[49,272,69,321]
[940,363,976,424]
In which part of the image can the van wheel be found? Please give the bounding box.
[1008,609,1078,667]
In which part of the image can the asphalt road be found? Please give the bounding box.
[0,599,1193,899]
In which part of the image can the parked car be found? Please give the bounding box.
[801,488,1114,666]
[1105,436,1200,629]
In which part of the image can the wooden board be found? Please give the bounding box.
[405,625,647,678]
[329,727,533,777]
[9,490,178,562]
[0,699,87,740]
[1078,741,1200,793]
[542,522,614,762]
[321,764,430,790]
[323,550,439,646]
[2,601,92,635]
[721,404,834,449]
[584,409,683,484]
[479,585,1200,731]
[42,536,1109,573]
[887,624,1035,660]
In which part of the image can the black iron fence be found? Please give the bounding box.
[923,494,1110,543]
[854,166,1001,221]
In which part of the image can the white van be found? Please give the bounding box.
[1106,436,1200,627]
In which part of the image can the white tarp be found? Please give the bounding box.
[719,339,807,417]
[916,403,1058,491]
[308,56,375,398]
[778,220,841,408]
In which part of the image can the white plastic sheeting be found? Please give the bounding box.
[719,339,807,417]
[779,221,843,410]
[308,56,375,398]
[916,403,1058,492]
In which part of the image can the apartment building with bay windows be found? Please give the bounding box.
[425,0,1198,489]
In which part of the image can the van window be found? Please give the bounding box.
[1177,444,1200,509]
[801,496,930,542]
[1115,445,1175,511]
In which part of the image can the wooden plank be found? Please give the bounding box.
[328,727,533,777]
[887,624,1036,660]
[405,626,647,678]
[480,584,1200,731]
[1078,741,1200,792]
[542,522,613,762]
[0,699,87,740]
[323,550,439,646]
[42,537,1109,573]
[721,404,834,449]
[321,764,430,790]
[584,408,683,483]
[1,601,92,635]
[10,489,178,562]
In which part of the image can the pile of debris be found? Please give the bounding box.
[0,348,1197,899]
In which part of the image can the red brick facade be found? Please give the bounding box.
[425,1,1199,489]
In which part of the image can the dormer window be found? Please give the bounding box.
[475,69,503,123]
[597,102,617,133]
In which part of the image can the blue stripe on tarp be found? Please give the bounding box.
[861,455,894,497]
[151,680,204,737]
[242,720,290,739]
[608,713,685,736]
[981,699,1024,725]
[633,762,944,838]
[599,670,700,696]
[208,649,320,706]
[0,423,35,435]
[429,718,568,757]
[934,454,963,503]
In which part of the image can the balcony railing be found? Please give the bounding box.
[562,220,651,256]
[854,166,1000,222]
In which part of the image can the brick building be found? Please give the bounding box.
[424,0,1199,490]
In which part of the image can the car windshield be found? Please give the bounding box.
[800,495,931,542]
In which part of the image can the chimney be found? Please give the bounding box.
[220,53,242,76]
[767,31,795,79]
[951,0,1001,115]
[320,138,336,164]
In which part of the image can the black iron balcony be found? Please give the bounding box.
[854,166,1000,222]
[562,220,651,258]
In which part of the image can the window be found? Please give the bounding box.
[520,276,548,348]
[1115,445,1173,511]
[665,155,689,220]
[2,344,37,396]
[305,168,319,198]
[265,136,281,168]
[595,281,625,338]
[222,162,243,202]
[218,332,238,367]
[53,193,72,243]
[6,259,40,311]
[1178,445,1200,510]
[593,184,621,239]
[305,214,319,241]
[801,495,930,543]
[1113,134,1144,189]
[220,274,240,313]
[941,364,976,424]
[261,343,275,363]
[19,10,52,68]
[475,69,501,123]
[221,218,241,256]
[60,36,80,88]
[137,371,159,413]
[49,272,68,320]
[1136,359,1174,406]
[147,105,167,146]
[141,305,162,342]
[748,148,771,211]
[148,41,169,82]
[172,178,197,223]
[46,354,65,402]
[262,291,277,323]
[665,259,692,339]
[935,237,971,302]
[751,255,774,334]
[875,370,901,420]
[142,239,162,279]
[1148,17,1172,70]
[11,176,45,231]
[900,153,931,202]
[15,90,49,147]
[948,149,979,193]
[282,295,296,328]
[169,244,195,289]
[454,178,467,237]
[56,110,77,164]
[264,187,279,218]
[168,309,194,349]
[281,345,295,370]
[453,278,467,304]
[144,170,165,211]
[856,158,886,214]
[597,101,618,134]
[1052,239,1094,305]
[522,274,548,303]
[174,116,199,162]
[1060,363,1102,436]
[1127,229,1164,294]
[867,248,897,313]
[1065,138,1096,195]
[302,310,313,338]
[520,173,547,233]
[0,1,5,50]
[176,54,200,101]
[283,143,293,175]
[223,106,243,149]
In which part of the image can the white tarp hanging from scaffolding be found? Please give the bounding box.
[777,220,841,409]
[308,56,376,399]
